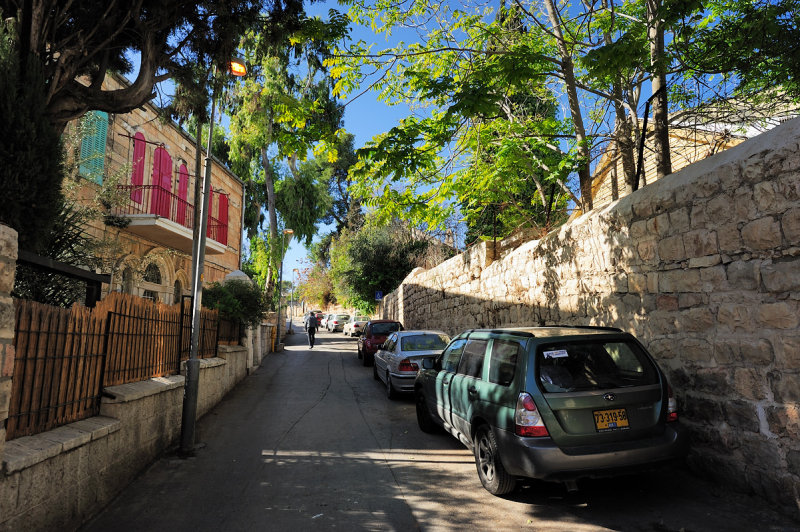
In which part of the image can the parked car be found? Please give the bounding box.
[327,314,351,332]
[374,330,451,399]
[414,326,688,495]
[320,314,333,330]
[357,320,403,366]
[343,315,370,337]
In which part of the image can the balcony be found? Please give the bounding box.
[113,185,228,255]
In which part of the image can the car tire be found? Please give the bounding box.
[474,425,515,496]
[362,351,373,367]
[386,373,398,400]
[415,391,438,433]
[357,346,362,359]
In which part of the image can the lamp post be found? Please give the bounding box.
[180,57,246,456]
[275,228,293,347]
[289,268,299,333]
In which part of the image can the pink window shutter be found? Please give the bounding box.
[130,132,145,204]
[218,194,229,245]
[206,189,215,241]
[177,164,189,226]
[150,146,173,217]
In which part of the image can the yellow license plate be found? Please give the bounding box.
[593,408,630,432]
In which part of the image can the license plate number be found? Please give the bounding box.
[593,408,630,432]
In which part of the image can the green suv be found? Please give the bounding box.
[414,326,688,495]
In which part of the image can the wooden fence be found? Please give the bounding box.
[7,293,220,439]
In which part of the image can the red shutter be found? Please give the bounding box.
[206,189,215,240]
[176,164,189,226]
[130,132,146,204]
[218,193,229,245]
[150,147,173,217]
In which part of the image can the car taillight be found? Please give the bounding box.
[667,385,678,422]
[515,392,549,437]
[398,359,419,372]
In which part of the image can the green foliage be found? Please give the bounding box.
[12,199,100,307]
[331,0,578,230]
[0,18,64,251]
[203,280,268,329]
[334,219,430,307]
[676,0,800,100]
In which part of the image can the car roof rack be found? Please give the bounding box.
[547,324,624,333]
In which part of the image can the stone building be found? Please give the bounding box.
[71,73,245,303]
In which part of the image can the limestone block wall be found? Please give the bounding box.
[1,348,248,531]
[381,118,800,516]
[0,225,17,474]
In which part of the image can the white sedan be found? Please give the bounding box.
[343,315,370,337]
[373,330,451,399]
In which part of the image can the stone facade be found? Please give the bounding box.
[0,224,17,466]
[381,118,800,516]
[69,73,245,303]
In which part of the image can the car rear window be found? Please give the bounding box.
[401,334,449,352]
[336,314,350,320]
[371,322,401,335]
[537,340,659,393]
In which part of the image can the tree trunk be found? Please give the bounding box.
[543,0,593,213]
[602,0,637,195]
[647,0,672,179]
[261,146,279,306]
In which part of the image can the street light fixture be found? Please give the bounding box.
[180,56,247,456]
[275,228,293,346]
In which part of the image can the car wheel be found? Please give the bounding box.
[415,391,438,433]
[385,373,399,400]
[357,346,362,359]
[363,351,373,367]
[474,425,515,495]
[373,361,379,381]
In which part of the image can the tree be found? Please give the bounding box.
[229,9,348,306]
[332,0,582,230]
[0,16,64,250]
[1,0,263,134]
[675,0,800,101]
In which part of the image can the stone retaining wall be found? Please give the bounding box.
[381,118,800,516]
[0,346,248,531]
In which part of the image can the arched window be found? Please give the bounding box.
[122,267,134,294]
[144,263,162,284]
[173,280,183,305]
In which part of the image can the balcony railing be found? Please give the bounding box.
[114,185,227,245]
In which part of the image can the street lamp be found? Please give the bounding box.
[275,228,293,346]
[180,57,247,456]
[289,267,299,333]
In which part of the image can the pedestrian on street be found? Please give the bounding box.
[305,311,318,348]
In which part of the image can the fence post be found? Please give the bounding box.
[0,224,19,463]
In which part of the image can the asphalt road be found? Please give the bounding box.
[81,328,799,532]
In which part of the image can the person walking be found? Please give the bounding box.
[305,311,318,348]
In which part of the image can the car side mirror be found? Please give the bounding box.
[422,357,436,370]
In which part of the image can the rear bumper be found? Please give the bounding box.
[389,372,417,393]
[494,424,689,481]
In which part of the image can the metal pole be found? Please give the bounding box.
[180,86,216,455]
[289,269,294,333]
[276,232,284,347]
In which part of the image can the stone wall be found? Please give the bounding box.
[381,118,800,516]
[0,225,17,472]
[0,347,249,531]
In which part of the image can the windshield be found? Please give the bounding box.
[401,334,449,352]
[537,340,658,393]
[371,322,401,335]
